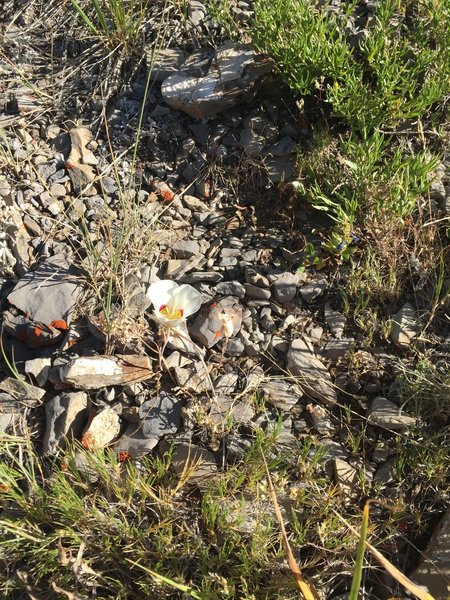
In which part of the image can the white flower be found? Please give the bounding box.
[146,280,203,328]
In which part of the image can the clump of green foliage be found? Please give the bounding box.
[210,0,450,315]
[245,0,449,132]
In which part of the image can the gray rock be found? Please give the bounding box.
[170,443,218,490]
[259,307,276,331]
[260,379,303,411]
[216,280,245,299]
[49,182,66,198]
[367,397,416,430]
[146,47,187,82]
[139,392,182,439]
[214,372,239,395]
[0,377,46,406]
[334,458,359,499]
[287,338,337,403]
[299,278,328,302]
[390,302,419,348]
[165,352,210,393]
[0,393,20,433]
[240,128,266,157]
[209,396,254,426]
[113,425,159,457]
[324,304,346,339]
[25,357,52,386]
[165,256,203,278]
[162,42,273,119]
[190,296,243,347]
[410,507,450,599]
[182,271,223,284]
[72,451,99,483]
[269,271,297,303]
[43,391,88,453]
[373,457,395,485]
[7,253,83,327]
[36,161,58,182]
[0,179,11,198]
[306,403,333,434]
[224,337,245,356]
[265,156,296,183]
[321,338,355,361]
[262,136,297,157]
[172,239,201,259]
[244,283,271,300]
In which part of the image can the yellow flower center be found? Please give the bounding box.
[159,304,184,320]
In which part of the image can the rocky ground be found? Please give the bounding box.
[0,0,449,598]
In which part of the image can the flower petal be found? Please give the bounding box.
[146,280,179,311]
[172,284,203,318]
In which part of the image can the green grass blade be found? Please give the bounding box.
[126,559,204,599]
[69,0,102,38]
[349,501,369,600]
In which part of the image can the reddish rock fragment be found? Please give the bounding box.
[81,407,120,450]
[3,312,63,348]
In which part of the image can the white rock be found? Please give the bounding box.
[81,407,120,449]
[59,355,153,390]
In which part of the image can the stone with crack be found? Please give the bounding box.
[162,42,273,119]
[43,391,88,453]
[59,355,153,390]
[259,379,303,411]
[286,338,337,404]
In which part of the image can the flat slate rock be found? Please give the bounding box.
[0,377,46,405]
[7,253,83,327]
[113,424,160,458]
[162,42,273,120]
[169,442,218,490]
[286,338,337,404]
[259,379,303,411]
[43,391,88,454]
[139,392,182,439]
[367,396,416,430]
[59,355,153,390]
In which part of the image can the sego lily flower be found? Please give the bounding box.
[146,280,203,328]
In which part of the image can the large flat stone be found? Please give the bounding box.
[7,253,83,327]
[162,42,273,119]
[286,338,337,404]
